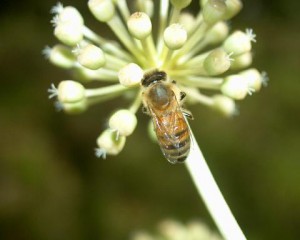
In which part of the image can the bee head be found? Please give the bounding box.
[141,70,167,87]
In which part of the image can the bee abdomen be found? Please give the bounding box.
[158,128,190,164]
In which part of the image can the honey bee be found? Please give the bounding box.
[141,70,193,164]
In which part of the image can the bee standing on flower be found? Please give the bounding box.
[141,70,192,164]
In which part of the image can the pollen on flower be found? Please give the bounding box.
[45,0,266,158]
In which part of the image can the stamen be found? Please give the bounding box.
[245,28,256,43]
[261,71,269,87]
[95,148,107,159]
[42,46,52,59]
[48,83,58,99]
[50,15,59,27]
[50,2,64,14]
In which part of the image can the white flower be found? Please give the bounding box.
[46,0,266,158]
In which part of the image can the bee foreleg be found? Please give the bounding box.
[182,109,194,120]
[142,106,150,115]
[180,91,186,101]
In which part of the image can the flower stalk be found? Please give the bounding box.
[186,130,246,240]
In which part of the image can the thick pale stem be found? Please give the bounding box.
[107,16,145,63]
[180,76,223,89]
[82,26,133,61]
[185,130,247,240]
[116,0,131,21]
[157,0,169,54]
[85,84,128,98]
[140,36,158,68]
[169,7,181,24]
[129,91,142,114]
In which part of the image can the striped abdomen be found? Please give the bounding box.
[154,112,190,164]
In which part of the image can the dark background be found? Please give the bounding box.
[1,0,300,239]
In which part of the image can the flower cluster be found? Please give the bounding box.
[131,219,223,240]
[45,0,267,159]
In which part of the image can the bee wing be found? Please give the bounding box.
[148,95,190,163]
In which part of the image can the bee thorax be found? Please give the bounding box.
[148,83,172,108]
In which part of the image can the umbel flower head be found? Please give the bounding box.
[45,0,267,160]
[131,219,223,240]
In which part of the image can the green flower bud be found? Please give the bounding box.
[203,49,230,75]
[54,22,83,46]
[213,95,236,116]
[239,68,262,92]
[202,0,227,25]
[109,109,137,136]
[57,80,85,103]
[205,21,229,45]
[58,6,84,25]
[62,100,88,114]
[230,52,252,70]
[170,0,192,9]
[77,44,106,70]
[163,24,187,50]
[118,63,144,87]
[96,129,126,155]
[223,0,243,20]
[223,30,252,56]
[48,45,75,69]
[88,0,115,22]
[127,12,152,39]
[178,13,196,34]
[221,75,249,100]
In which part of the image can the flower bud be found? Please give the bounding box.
[118,63,144,87]
[54,22,83,46]
[109,109,137,136]
[223,0,243,20]
[48,45,75,69]
[77,44,106,70]
[158,220,186,239]
[178,13,195,34]
[200,0,208,7]
[88,0,115,22]
[58,6,84,25]
[205,21,229,45]
[203,49,230,75]
[202,0,227,25]
[139,0,154,18]
[62,100,88,114]
[127,12,152,39]
[221,75,249,100]
[170,0,192,9]
[96,129,126,155]
[239,68,262,91]
[147,120,157,142]
[163,24,187,50]
[230,52,252,70]
[223,30,251,56]
[213,95,236,116]
[57,80,85,103]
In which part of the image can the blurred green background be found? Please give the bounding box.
[0,0,300,239]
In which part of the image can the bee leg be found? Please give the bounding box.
[182,109,194,120]
[142,106,149,115]
[180,91,186,101]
